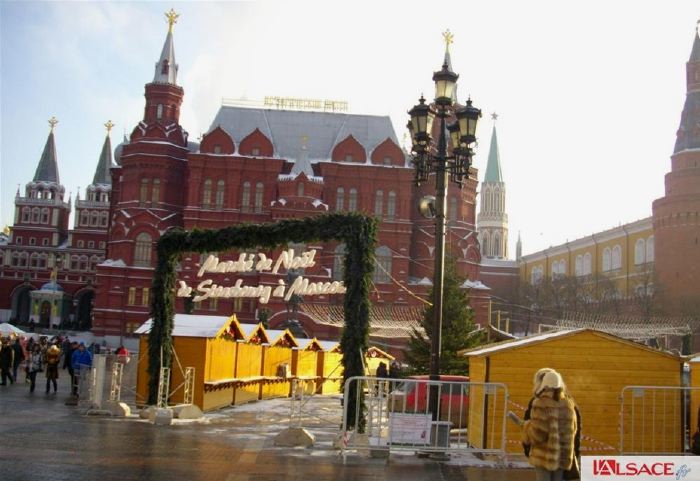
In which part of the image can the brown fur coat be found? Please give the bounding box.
[521,392,577,471]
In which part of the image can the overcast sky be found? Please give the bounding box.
[1,1,698,256]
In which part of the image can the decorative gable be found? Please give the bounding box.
[370,138,404,166]
[239,128,273,157]
[331,135,366,163]
[200,126,234,154]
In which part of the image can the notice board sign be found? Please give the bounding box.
[388,412,431,445]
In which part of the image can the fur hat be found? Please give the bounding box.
[538,371,563,394]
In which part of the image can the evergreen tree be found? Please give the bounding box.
[405,257,484,375]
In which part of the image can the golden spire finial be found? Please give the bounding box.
[48,116,58,132]
[165,8,179,33]
[104,120,115,134]
[442,29,454,51]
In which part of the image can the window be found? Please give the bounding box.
[612,245,622,270]
[134,232,152,267]
[374,190,383,217]
[140,179,149,204]
[646,236,654,262]
[254,182,264,213]
[575,255,583,277]
[156,104,163,120]
[241,182,251,212]
[449,197,457,223]
[142,288,150,307]
[348,188,358,211]
[583,252,592,275]
[336,187,345,211]
[215,180,225,209]
[297,183,304,197]
[202,179,212,208]
[128,287,136,306]
[152,178,160,204]
[634,239,645,265]
[333,244,346,281]
[41,208,49,224]
[602,247,611,272]
[387,191,396,221]
[373,246,392,284]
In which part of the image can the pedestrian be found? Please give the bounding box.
[26,344,43,393]
[71,341,93,397]
[11,337,25,382]
[45,344,62,394]
[508,369,579,481]
[0,338,15,385]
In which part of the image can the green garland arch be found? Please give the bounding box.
[147,212,377,429]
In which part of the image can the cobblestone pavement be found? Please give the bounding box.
[0,376,536,481]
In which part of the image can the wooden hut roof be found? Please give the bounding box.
[463,328,682,361]
[135,314,234,338]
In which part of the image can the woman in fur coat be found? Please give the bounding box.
[512,369,579,481]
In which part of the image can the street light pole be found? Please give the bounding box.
[408,31,481,421]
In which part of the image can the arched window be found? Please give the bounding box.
[646,236,654,262]
[583,252,592,275]
[575,255,583,277]
[336,187,345,211]
[140,178,149,204]
[22,207,30,223]
[387,191,396,221]
[241,182,251,212]
[348,188,358,211]
[32,207,40,223]
[134,232,152,267]
[254,182,264,213]
[152,178,160,204]
[41,208,49,224]
[449,197,457,223]
[602,247,611,272]
[202,179,212,208]
[297,182,304,197]
[215,180,225,209]
[374,190,384,217]
[373,246,392,283]
[333,244,346,281]
[612,245,622,270]
[634,239,645,265]
[156,104,163,120]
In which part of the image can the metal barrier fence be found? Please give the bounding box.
[340,376,509,458]
[620,385,700,454]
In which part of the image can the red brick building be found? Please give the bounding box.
[653,29,700,313]
[88,19,484,350]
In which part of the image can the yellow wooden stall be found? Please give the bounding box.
[260,329,298,399]
[232,323,268,405]
[318,341,344,394]
[464,329,682,455]
[293,338,324,395]
[364,346,395,376]
[135,313,244,411]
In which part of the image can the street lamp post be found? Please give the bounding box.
[408,31,481,421]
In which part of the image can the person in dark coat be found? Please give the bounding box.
[12,338,25,381]
[0,339,15,385]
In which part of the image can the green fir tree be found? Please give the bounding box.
[405,257,484,375]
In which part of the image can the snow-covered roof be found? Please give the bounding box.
[134,314,232,338]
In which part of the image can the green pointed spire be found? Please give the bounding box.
[33,117,60,183]
[92,123,114,185]
[484,119,503,183]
